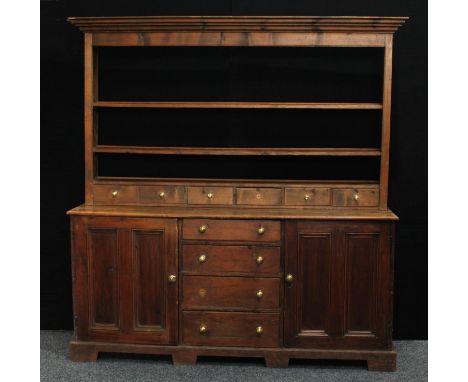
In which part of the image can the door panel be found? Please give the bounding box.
[71,216,178,344]
[284,221,393,350]
[87,229,120,330]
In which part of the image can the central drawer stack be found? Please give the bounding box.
[181,219,282,348]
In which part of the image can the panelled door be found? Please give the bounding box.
[71,216,178,345]
[284,221,393,350]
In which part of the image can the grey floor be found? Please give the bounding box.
[41,331,427,382]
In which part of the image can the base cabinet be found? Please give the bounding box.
[70,215,395,370]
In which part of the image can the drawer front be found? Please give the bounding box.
[182,245,281,275]
[236,188,283,206]
[183,276,280,310]
[187,187,234,205]
[333,188,379,207]
[182,311,279,347]
[183,219,281,242]
[93,185,138,204]
[139,186,186,204]
[284,187,331,206]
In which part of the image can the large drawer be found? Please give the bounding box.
[181,311,280,348]
[183,219,281,242]
[182,245,281,275]
[183,275,280,311]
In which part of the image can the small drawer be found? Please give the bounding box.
[139,186,186,204]
[236,188,282,206]
[187,187,234,205]
[93,185,138,204]
[183,275,280,311]
[182,245,281,275]
[285,187,331,206]
[183,219,281,242]
[333,188,379,207]
[182,311,279,348]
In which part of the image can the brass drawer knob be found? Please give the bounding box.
[255,255,264,264]
[256,290,264,299]
[198,254,207,263]
[256,326,263,335]
[286,274,294,283]
[304,193,311,201]
[111,190,118,197]
[168,274,177,283]
[206,192,214,199]
[159,191,166,198]
[353,193,360,201]
[199,225,208,233]
[257,226,265,235]
[199,324,207,334]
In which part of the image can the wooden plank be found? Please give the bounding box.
[92,32,387,47]
[84,33,94,204]
[67,204,399,220]
[379,36,393,210]
[93,101,383,110]
[93,146,382,157]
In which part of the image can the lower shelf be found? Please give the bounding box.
[69,340,397,371]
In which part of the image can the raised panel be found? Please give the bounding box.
[88,229,119,329]
[344,233,379,335]
[298,233,332,334]
[132,230,165,329]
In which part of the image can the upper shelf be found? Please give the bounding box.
[68,16,408,34]
[94,101,383,110]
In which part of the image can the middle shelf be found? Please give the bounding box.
[93,145,381,156]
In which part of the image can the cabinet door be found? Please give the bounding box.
[284,221,393,350]
[71,216,178,345]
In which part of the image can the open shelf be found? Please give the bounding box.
[94,145,381,157]
[93,101,383,110]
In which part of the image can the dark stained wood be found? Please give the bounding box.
[94,145,382,157]
[94,101,383,109]
[332,188,379,207]
[69,340,397,370]
[71,216,178,344]
[187,187,234,205]
[93,185,138,205]
[68,15,404,370]
[379,36,394,210]
[183,219,281,242]
[181,311,280,348]
[284,221,394,350]
[68,204,399,221]
[182,275,280,311]
[139,186,187,205]
[236,188,283,206]
[182,244,281,275]
[284,187,331,206]
[68,16,408,33]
